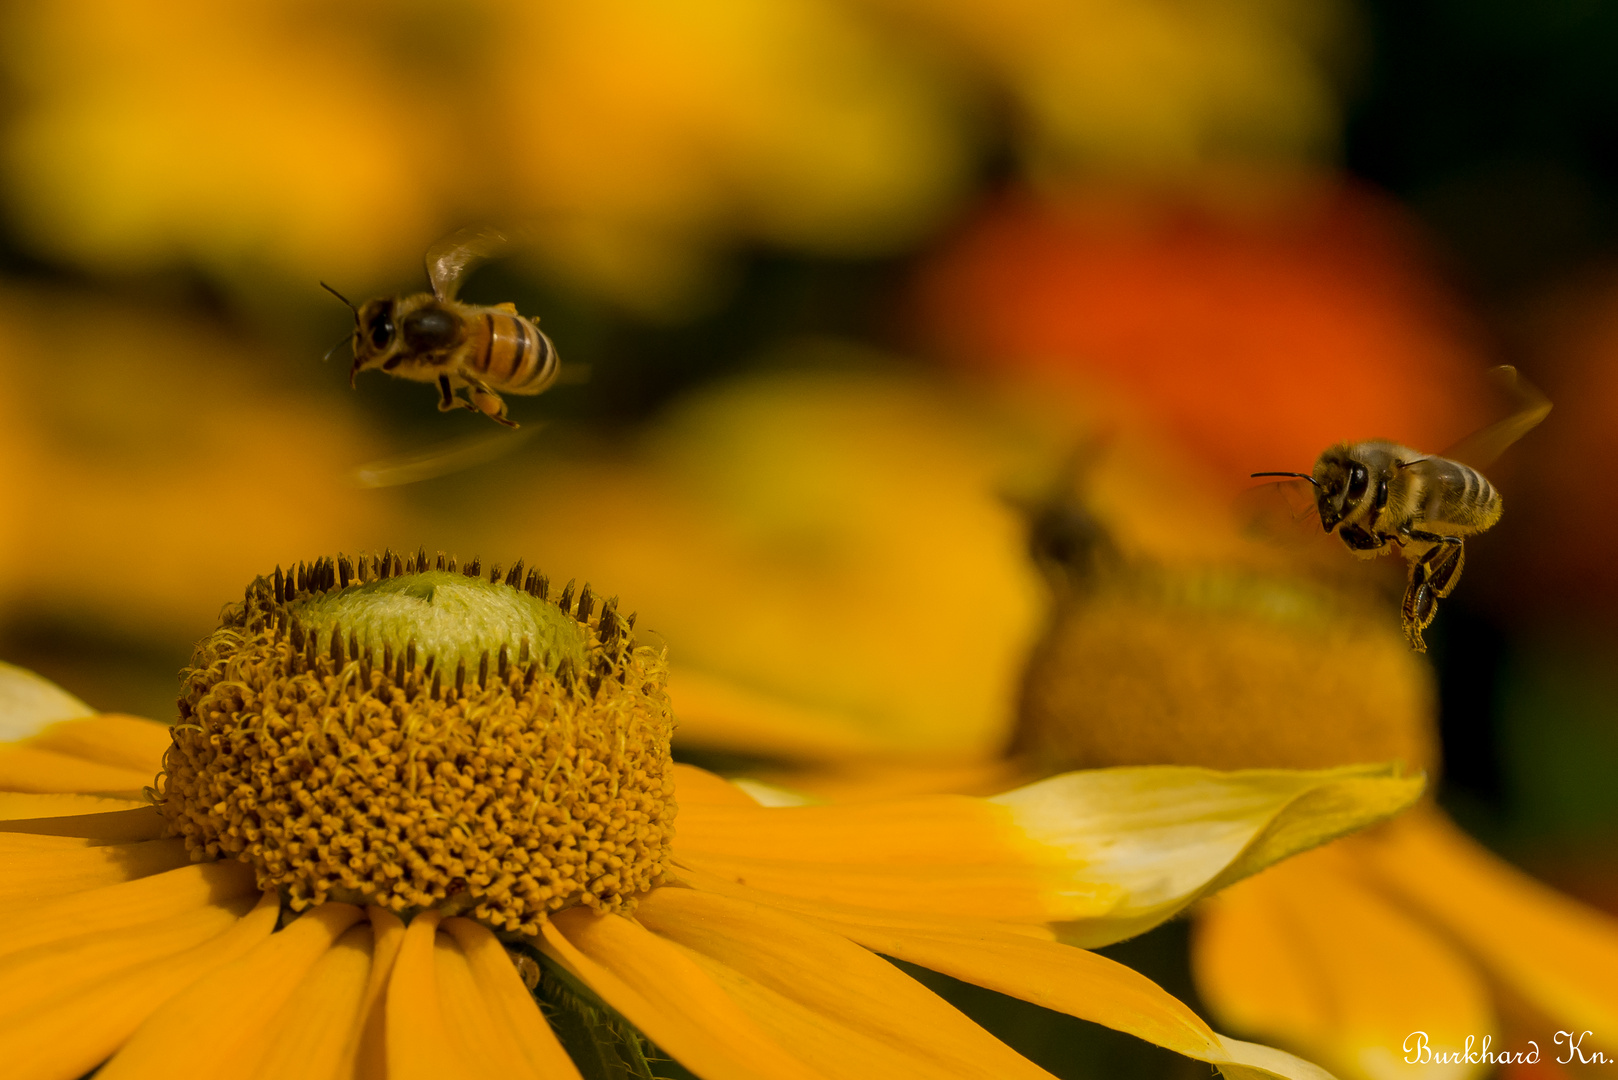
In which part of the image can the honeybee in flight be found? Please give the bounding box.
[323,228,559,427]
[1252,365,1550,652]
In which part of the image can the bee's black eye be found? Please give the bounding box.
[1347,464,1369,502]
[368,315,395,350]
[402,307,458,350]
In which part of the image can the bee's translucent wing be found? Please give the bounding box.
[1236,478,1324,547]
[1438,365,1552,469]
[349,427,537,488]
[425,226,513,302]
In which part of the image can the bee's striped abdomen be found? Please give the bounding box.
[471,311,560,395]
[1416,457,1503,532]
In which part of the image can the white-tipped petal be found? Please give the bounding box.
[990,762,1425,946]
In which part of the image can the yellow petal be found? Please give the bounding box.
[989,762,1426,946]
[0,889,277,1080]
[433,926,555,1080]
[676,761,1422,936]
[249,923,376,1080]
[795,911,1334,1080]
[739,756,1034,804]
[0,859,258,958]
[384,910,477,1080]
[441,918,581,1080]
[674,761,764,807]
[0,894,256,1021]
[98,901,365,1080]
[1359,808,1618,1044]
[675,791,1120,922]
[1193,842,1495,1080]
[22,714,172,773]
[0,660,94,741]
[638,886,1057,1080]
[674,862,1059,943]
[0,796,162,842]
[0,834,190,901]
[539,907,826,1080]
[344,906,407,1080]
[0,743,152,795]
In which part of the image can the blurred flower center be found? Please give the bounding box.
[1012,486,1441,777]
[157,553,676,933]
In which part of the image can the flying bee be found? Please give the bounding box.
[1253,365,1550,652]
[323,228,559,427]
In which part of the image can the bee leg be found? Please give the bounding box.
[1425,541,1466,598]
[468,386,519,428]
[1401,557,1440,652]
[1401,578,1437,652]
[436,375,470,413]
[1405,528,1464,546]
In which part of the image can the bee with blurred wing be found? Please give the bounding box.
[1253,365,1550,652]
[324,228,559,427]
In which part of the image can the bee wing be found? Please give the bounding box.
[425,226,513,302]
[349,427,537,488]
[1235,478,1325,547]
[1438,365,1552,469]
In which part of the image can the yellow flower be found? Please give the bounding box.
[0,553,1422,1079]
[2,0,1351,309]
[461,366,1618,1077]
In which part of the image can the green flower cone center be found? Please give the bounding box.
[158,551,676,933]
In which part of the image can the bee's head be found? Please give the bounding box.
[350,298,399,387]
[1312,447,1370,533]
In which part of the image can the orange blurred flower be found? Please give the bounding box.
[913,184,1496,484]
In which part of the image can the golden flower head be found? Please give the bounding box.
[1009,461,1439,778]
[157,550,674,933]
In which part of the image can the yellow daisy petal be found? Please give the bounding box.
[539,906,825,1080]
[0,834,190,902]
[20,714,172,774]
[638,886,1057,1080]
[673,762,767,807]
[441,918,582,1080]
[97,902,365,1080]
[248,923,376,1080]
[0,859,258,957]
[385,910,478,1080]
[1193,843,1496,1080]
[0,660,94,741]
[799,913,1332,1080]
[675,761,1423,935]
[675,791,1121,922]
[434,926,559,1080]
[0,889,278,1080]
[0,894,257,1021]
[1361,808,1618,1043]
[673,862,1058,942]
[0,743,152,795]
[343,906,407,1080]
[990,762,1426,946]
[0,796,159,841]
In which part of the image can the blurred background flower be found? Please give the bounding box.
[4,0,1618,1076]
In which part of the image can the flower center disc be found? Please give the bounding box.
[159,552,677,932]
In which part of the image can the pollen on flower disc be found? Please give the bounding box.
[1015,569,1440,775]
[157,551,676,933]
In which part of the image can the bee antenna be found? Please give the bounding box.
[320,282,360,324]
[1251,471,1320,488]
[321,333,352,364]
